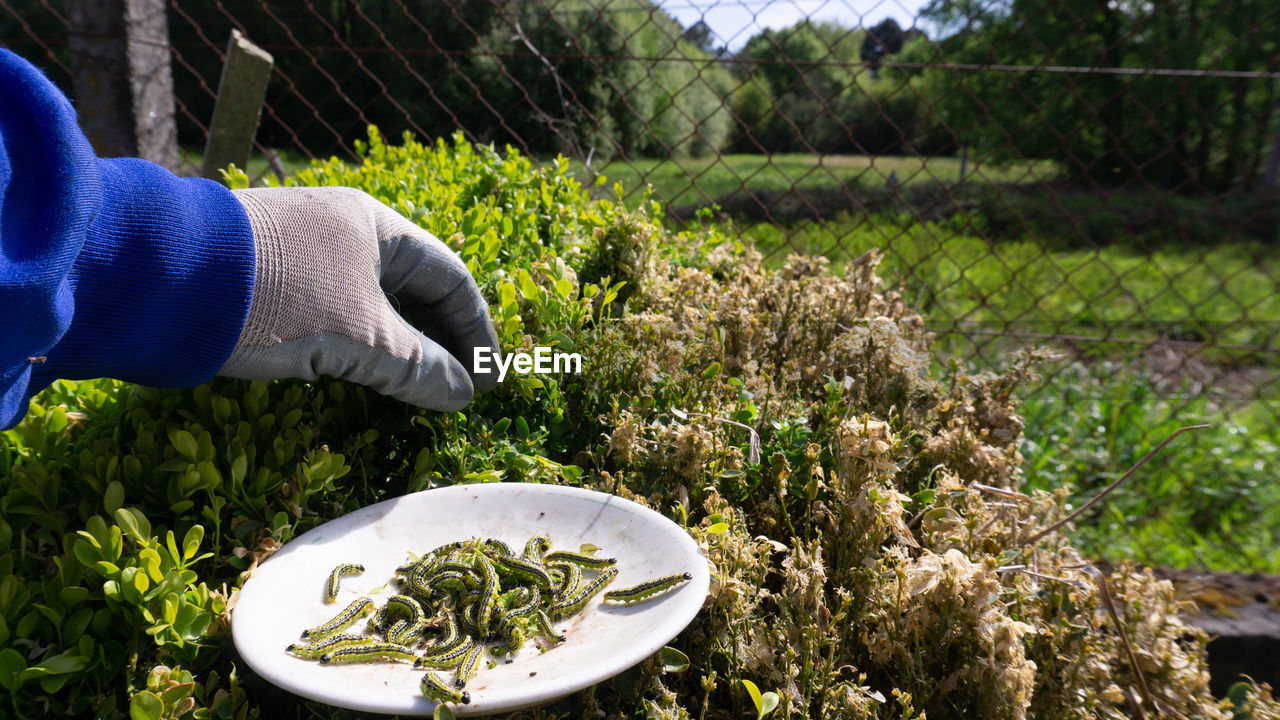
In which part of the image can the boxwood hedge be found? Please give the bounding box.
[1,129,1273,719]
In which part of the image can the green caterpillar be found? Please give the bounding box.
[493,553,553,589]
[420,671,470,705]
[301,597,374,640]
[286,633,368,659]
[414,635,474,669]
[532,609,565,643]
[323,563,364,603]
[548,566,618,618]
[472,555,501,637]
[523,535,551,559]
[603,572,693,604]
[542,550,617,569]
[319,642,416,665]
[547,560,581,600]
[290,534,692,706]
[454,643,485,687]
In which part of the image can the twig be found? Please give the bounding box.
[511,21,584,162]
[687,411,761,466]
[997,565,1089,588]
[1021,424,1210,546]
[972,483,1033,504]
[1069,564,1155,719]
[975,505,1009,540]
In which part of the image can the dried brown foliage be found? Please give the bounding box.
[521,207,1279,719]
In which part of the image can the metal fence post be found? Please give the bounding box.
[66,0,178,170]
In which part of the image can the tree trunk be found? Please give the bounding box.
[66,0,178,170]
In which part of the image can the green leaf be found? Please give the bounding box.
[1228,681,1253,719]
[74,529,102,552]
[59,585,90,606]
[34,654,87,675]
[166,530,182,566]
[705,522,729,535]
[160,680,196,708]
[183,525,205,561]
[73,539,101,568]
[15,610,37,637]
[659,646,689,673]
[163,595,180,626]
[230,453,248,485]
[155,459,191,473]
[0,648,25,691]
[197,461,222,489]
[114,508,143,543]
[139,548,164,582]
[760,692,780,717]
[703,362,722,378]
[130,690,165,720]
[45,406,68,433]
[104,481,125,515]
[169,429,198,460]
[33,603,62,626]
[18,653,88,683]
[741,679,763,716]
[434,705,456,720]
[499,281,517,309]
[38,673,69,694]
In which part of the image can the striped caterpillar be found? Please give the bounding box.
[603,572,693,604]
[285,535,690,706]
[323,563,364,603]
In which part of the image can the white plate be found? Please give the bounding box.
[231,483,709,716]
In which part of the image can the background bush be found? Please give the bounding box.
[2,130,1275,719]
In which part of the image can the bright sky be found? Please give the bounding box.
[654,0,925,51]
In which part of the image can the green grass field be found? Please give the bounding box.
[746,215,1280,352]
[573,153,1278,354]
[573,153,1058,208]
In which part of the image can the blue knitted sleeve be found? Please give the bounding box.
[0,50,255,429]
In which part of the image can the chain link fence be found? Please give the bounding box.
[3,0,1279,572]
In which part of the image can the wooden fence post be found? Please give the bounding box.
[201,30,274,182]
[66,0,179,170]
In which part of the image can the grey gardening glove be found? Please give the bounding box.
[218,187,500,411]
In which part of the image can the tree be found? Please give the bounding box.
[472,0,732,160]
[915,0,1280,189]
[681,20,720,56]
[861,18,905,78]
[733,21,865,153]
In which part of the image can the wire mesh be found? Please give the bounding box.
[2,0,1278,571]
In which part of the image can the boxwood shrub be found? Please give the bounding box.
[1,129,1273,719]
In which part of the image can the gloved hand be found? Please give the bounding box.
[218,186,500,411]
